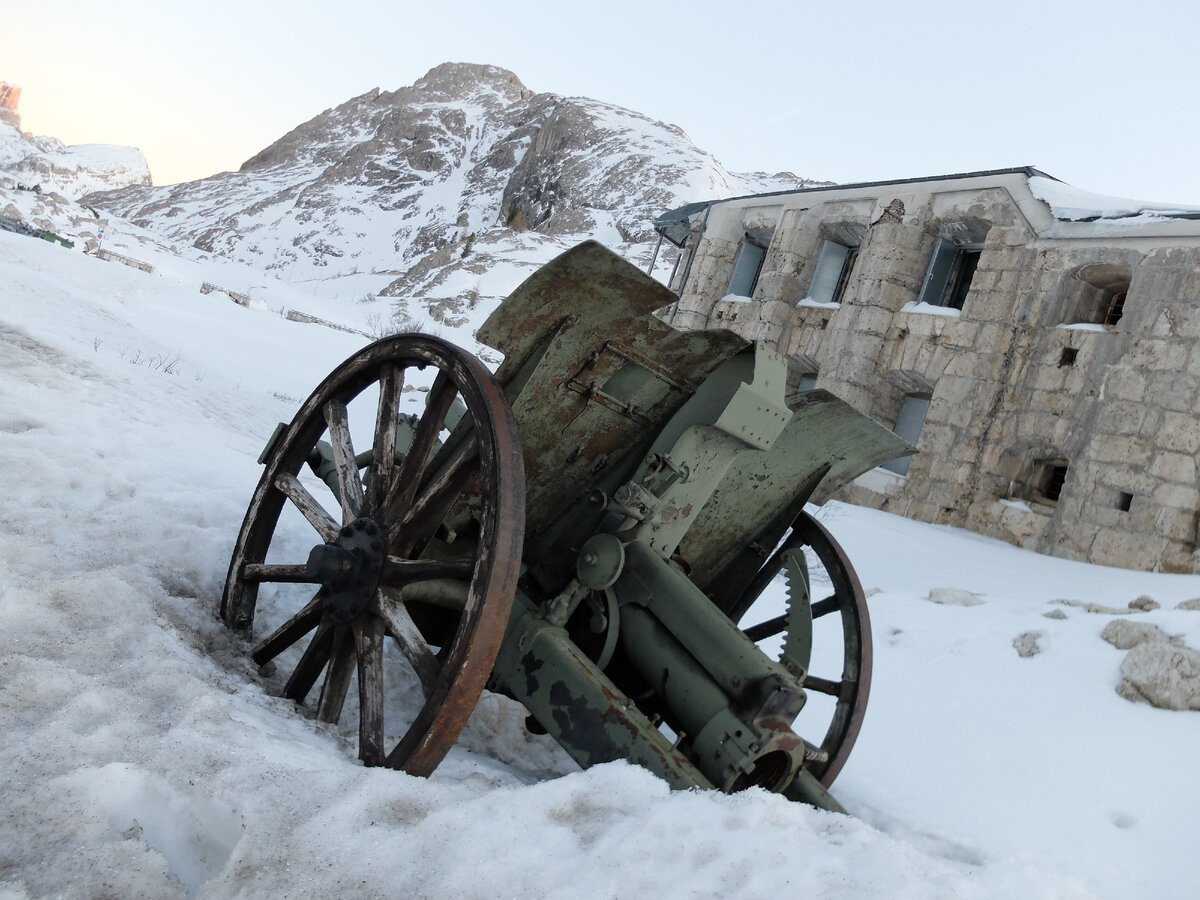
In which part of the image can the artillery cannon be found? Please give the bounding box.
[221,242,912,811]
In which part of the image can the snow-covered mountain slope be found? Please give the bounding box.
[0,172,540,360]
[0,120,151,198]
[85,63,817,324]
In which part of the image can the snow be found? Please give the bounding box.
[797,296,841,310]
[0,122,30,167]
[1,225,1199,899]
[900,300,961,318]
[0,120,151,198]
[1028,175,1200,223]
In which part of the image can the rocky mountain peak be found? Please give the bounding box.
[411,62,532,104]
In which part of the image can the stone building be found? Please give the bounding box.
[653,167,1200,573]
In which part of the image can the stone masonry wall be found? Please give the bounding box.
[667,178,1200,573]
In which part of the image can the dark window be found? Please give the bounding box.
[727,238,767,298]
[1116,491,1134,512]
[796,372,819,393]
[1103,289,1127,327]
[918,238,981,310]
[882,393,931,476]
[1058,347,1079,368]
[1031,459,1069,505]
[1066,264,1132,328]
[807,240,859,304]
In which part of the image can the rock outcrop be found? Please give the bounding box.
[0,82,20,128]
[1101,617,1200,710]
[1117,643,1200,710]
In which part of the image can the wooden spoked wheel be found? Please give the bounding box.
[221,334,524,775]
[735,511,872,787]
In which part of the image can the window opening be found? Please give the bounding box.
[807,240,859,304]
[727,238,767,298]
[1116,491,1134,512]
[1058,347,1078,368]
[881,393,930,476]
[1029,459,1069,505]
[1042,465,1068,502]
[1103,289,1127,327]
[1067,264,1132,328]
[796,372,818,393]
[918,238,981,310]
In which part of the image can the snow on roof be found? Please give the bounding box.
[1027,175,1200,223]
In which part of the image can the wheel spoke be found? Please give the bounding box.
[368,363,404,514]
[804,674,848,698]
[810,594,840,619]
[388,436,480,552]
[742,595,837,642]
[275,472,340,542]
[375,588,442,697]
[241,563,319,584]
[283,618,334,703]
[381,554,475,586]
[395,579,470,611]
[743,614,787,643]
[353,615,386,765]
[324,400,364,522]
[252,595,323,665]
[317,624,356,724]
[382,371,458,519]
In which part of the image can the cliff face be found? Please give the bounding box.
[84,63,819,325]
[0,82,20,128]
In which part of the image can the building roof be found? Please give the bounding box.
[655,166,1200,244]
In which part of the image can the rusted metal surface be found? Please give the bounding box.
[477,241,747,583]
[732,511,872,787]
[222,333,525,775]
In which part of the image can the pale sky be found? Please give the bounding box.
[6,0,1200,204]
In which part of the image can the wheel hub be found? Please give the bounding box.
[306,517,385,623]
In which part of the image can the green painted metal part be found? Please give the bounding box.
[490,589,715,791]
